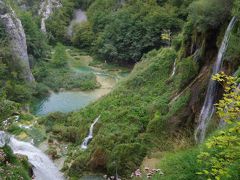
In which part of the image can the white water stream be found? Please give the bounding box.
[81,115,101,150]
[67,9,87,37]
[0,131,64,180]
[195,17,237,143]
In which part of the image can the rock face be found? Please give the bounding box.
[0,2,35,82]
[39,0,61,33]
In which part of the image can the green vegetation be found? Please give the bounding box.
[0,21,34,105]
[39,48,199,178]
[0,0,240,179]
[197,73,240,180]
[19,11,49,61]
[95,1,182,64]
[33,43,98,92]
[0,146,31,180]
[153,148,200,180]
[72,22,94,50]
[46,0,75,43]
[151,73,240,180]
[188,0,232,32]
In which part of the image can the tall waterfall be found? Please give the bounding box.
[39,0,61,33]
[195,17,237,143]
[0,3,35,82]
[0,131,64,180]
[81,115,101,150]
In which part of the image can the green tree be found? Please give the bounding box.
[0,93,19,122]
[188,0,233,32]
[51,43,68,67]
[72,22,94,50]
[20,11,49,60]
[96,0,181,64]
[197,72,240,180]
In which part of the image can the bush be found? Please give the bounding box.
[0,95,19,121]
[197,73,240,179]
[46,0,75,43]
[0,146,31,180]
[95,1,182,63]
[51,43,68,67]
[188,0,233,32]
[20,11,49,61]
[72,22,94,50]
[153,148,200,180]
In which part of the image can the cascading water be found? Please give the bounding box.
[170,58,177,77]
[195,17,237,143]
[81,115,101,150]
[0,3,35,82]
[0,131,64,180]
[67,9,87,37]
[39,0,61,33]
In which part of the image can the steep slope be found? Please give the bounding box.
[0,2,34,83]
[42,48,201,178]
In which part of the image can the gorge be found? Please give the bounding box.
[0,0,239,180]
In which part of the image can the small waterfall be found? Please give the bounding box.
[0,4,35,82]
[81,115,101,150]
[39,0,61,33]
[0,131,64,180]
[67,9,87,37]
[195,17,237,143]
[170,58,177,77]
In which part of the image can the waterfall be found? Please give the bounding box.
[0,131,64,180]
[81,115,101,150]
[67,9,87,37]
[39,0,61,33]
[195,17,237,143]
[0,4,35,82]
[170,58,177,77]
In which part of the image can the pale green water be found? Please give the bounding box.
[33,69,129,116]
[32,48,130,116]
[33,91,97,115]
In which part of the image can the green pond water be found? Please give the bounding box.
[33,65,130,116]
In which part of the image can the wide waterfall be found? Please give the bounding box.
[195,17,237,143]
[0,131,64,180]
[39,0,61,33]
[0,3,35,82]
[81,116,101,150]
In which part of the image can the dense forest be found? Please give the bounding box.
[0,0,240,179]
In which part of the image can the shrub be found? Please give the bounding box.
[72,22,94,50]
[96,1,181,63]
[197,73,240,179]
[188,0,233,32]
[153,148,200,180]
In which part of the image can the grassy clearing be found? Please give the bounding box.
[152,148,201,180]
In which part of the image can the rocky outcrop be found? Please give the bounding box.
[0,2,35,82]
[38,0,61,33]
